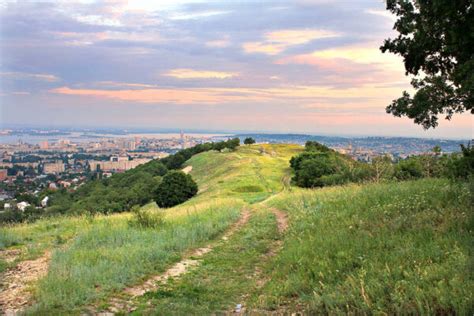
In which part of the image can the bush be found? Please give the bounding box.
[394,158,424,180]
[155,171,198,208]
[244,137,256,145]
[294,156,336,187]
[448,143,474,179]
[290,141,365,188]
[304,140,332,152]
[128,205,164,229]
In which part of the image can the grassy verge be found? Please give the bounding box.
[132,210,279,315]
[0,213,129,262]
[253,178,473,314]
[26,201,242,314]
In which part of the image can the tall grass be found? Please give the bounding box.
[0,229,22,250]
[0,213,131,259]
[29,202,241,313]
[258,178,473,314]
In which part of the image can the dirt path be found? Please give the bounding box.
[0,252,51,315]
[182,165,193,174]
[231,208,289,314]
[271,208,289,234]
[0,249,22,264]
[99,209,252,314]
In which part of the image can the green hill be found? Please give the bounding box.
[0,144,472,314]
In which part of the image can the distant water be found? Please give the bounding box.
[0,132,229,145]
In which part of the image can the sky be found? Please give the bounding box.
[0,0,472,139]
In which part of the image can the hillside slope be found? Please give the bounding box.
[0,144,472,314]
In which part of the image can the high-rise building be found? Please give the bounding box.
[39,141,49,149]
[43,161,65,174]
[0,169,7,181]
[180,130,185,149]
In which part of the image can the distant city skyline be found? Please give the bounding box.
[0,1,472,139]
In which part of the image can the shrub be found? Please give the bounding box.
[155,171,198,208]
[244,137,256,145]
[394,158,424,180]
[294,156,337,187]
[304,140,332,152]
[448,143,474,179]
[128,205,164,229]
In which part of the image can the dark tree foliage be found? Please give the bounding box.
[290,141,370,188]
[393,158,424,180]
[449,142,474,179]
[131,160,167,177]
[304,141,332,153]
[163,153,186,170]
[381,0,473,128]
[244,137,256,145]
[155,171,198,208]
[295,155,337,187]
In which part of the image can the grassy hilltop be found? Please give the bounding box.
[0,144,472,314]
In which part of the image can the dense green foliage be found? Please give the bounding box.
[155,171,198,208]
[381,0,473,128]
[290,141,472,188]
[243,137,256,145]
[290,141,371,188]
[449,143,474,179]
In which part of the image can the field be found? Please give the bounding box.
[1,144,472,314]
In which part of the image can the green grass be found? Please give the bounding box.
[185,144,302,203]
[132,209,279,315]
[28,202,242,313]
[0,229,22,250]
[253,178,473,314]
[2,144,473,315]
[0,214,111,264]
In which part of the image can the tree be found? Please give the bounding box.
[371,155,394,182]
[295,157,336,188]
[244,137,256,145]
[381,0,473,129]
[155,171,198,208]
[225,138,240,150]
[448,143,474,179]
[304,141,331,152]
[394,158,424,180]
[163,153,186,170]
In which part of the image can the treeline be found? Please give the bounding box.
[0,138,240,223]
[291,141,473,188]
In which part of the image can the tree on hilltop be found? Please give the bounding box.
[244,137,256,145]
[155,171,198,208]
[381,0,473,129]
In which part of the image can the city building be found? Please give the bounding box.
[89,158,151,172]
[17,201,30,211]
[43,161,65,174]
[41,196,49,207]
[39,141,49,149]
[0,169,7,181]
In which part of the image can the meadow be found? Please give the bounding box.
[255,178,473,314]
[1,144,472,314]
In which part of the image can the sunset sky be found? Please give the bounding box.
[0,0,472,138]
